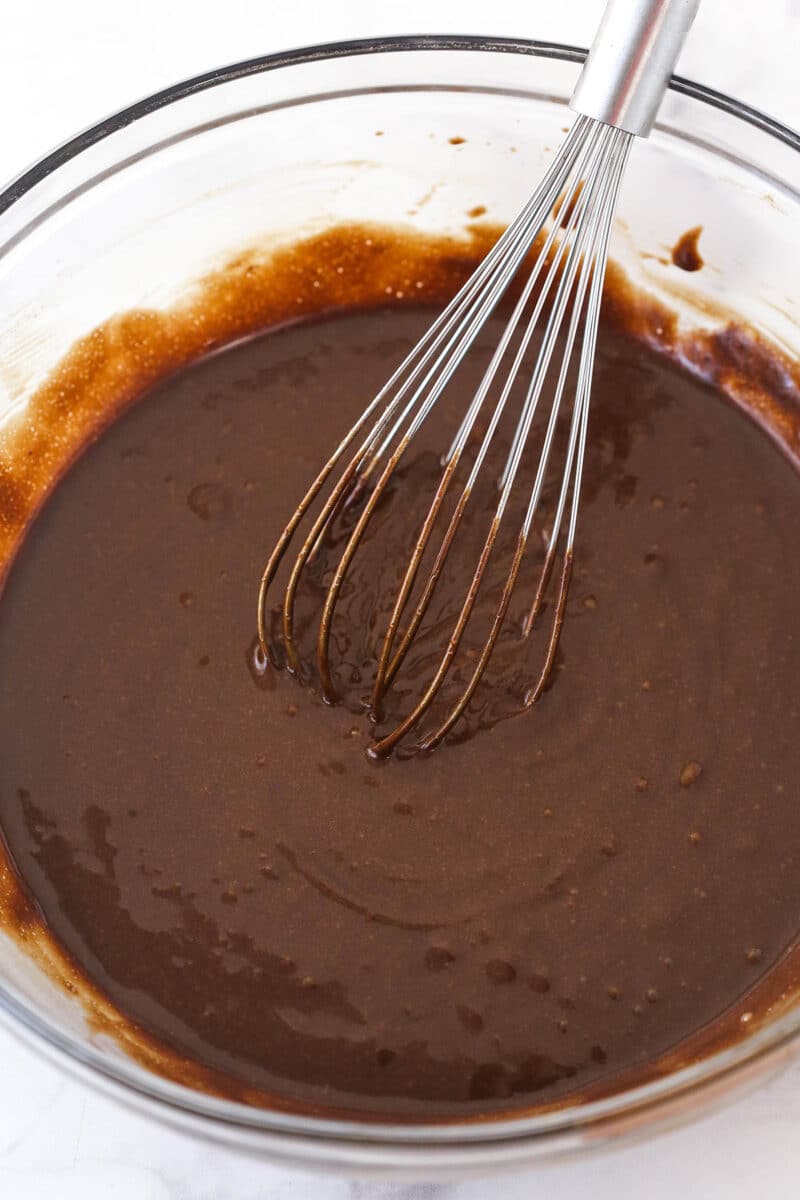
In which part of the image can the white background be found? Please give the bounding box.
[1,1,799,1197]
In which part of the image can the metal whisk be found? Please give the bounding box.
[258,0,699,756]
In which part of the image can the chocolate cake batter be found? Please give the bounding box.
[0,225,798,1119]
[672,226,704,272]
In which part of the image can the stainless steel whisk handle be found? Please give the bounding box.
[570,0,700,137]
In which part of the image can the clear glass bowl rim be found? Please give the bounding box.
[0,32,798,1160]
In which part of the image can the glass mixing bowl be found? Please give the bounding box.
[0,35,798,1179]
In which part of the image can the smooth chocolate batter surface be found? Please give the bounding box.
[0,228,798,1119]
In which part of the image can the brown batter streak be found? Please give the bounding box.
[671,226,704,272]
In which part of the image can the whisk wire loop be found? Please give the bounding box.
[258,116,635,754]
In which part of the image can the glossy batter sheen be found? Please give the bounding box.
[0,247,798,1118]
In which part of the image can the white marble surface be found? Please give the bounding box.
[1,0,799,1195]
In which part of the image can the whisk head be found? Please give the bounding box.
[257,114,633,756]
